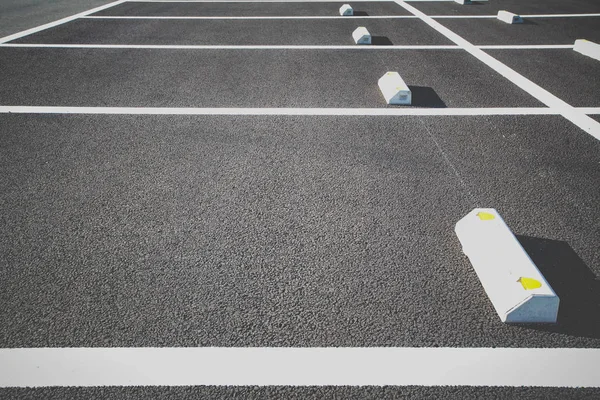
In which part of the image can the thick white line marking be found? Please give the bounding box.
[82,15,421,19]
[81,13,600,20]
[125,0,396,2]
[394,0,600,140]
[0,43,577,50]
[520,13,600,18]
[478,45,574,50]
[0,44,576,50]
[0,0,127,44]
[1,347,599,387]
[581,107,600,114]
[0,106,559,116]
[433,13,600,18]
[0,44,459,50]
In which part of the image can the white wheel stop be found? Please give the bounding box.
[574,39,600,62]
[454,0,487,4]
[455,208,559,323]
[352,27,371,45]
[497,10,524,24]
[339,4,353,16]
[378,72,411,105]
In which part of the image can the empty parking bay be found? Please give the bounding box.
[487,49,600,107]
[1,113,599,349]
[9,18,454,46]
[438,17,600,46]
[91,1,410,17]
[412,0,600,16]
[0,48,542,108]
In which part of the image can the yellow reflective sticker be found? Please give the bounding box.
[518,277,542,290]
[476,211,496,221]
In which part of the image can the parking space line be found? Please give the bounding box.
[1,44,578,50]
[125,0,398,2]
[433,13,600,19]
[0,0,127,44]
[0,43,459,49]
[581,107,600,114]
[394,0,600,140]
[479,45,575,49]
[81,14,600,20]
[82,15,421,19]
[0,106,561,115]
[1,347,599,387]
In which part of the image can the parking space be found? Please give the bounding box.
[0,48,542,108]
[1,0,600,394]
[1,113,599,350]
[91,1,410,17]
[10,18,453,46]
[411,0,600,16]
[438,16,600,46]
[487,49,600,107]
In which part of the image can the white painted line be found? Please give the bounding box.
[0,0,127,44]
[479,45,574,50]
[82,15,421,19]
[0,106,559,116]
[434,13,600,18]
[429,13,600,19]
[394,0,600,140]
[81,13,600,20]
[1,44,577,51]
[0,43,460,50]
[520,13,600,18]
[582,107,600,114]
[125,0,393,2]
[1,347,599,387]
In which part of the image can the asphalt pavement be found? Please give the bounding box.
[1,0,599,398]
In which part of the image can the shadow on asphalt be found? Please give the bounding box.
[407,86,447,108]
[516,235,600,339]
[371,36,393,45]
[353,11,369,16]
[521,19,539,26]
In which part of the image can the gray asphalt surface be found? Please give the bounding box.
[438,16,600,45]
[92,1,410,16]
[1,114,599,349]
[1,0,600,398]
[3,386,600,399]
[0,48,542,108]
[412,0,600,16]
[0,0,111,37]
[11,18,453,45]
[487,49,600,107]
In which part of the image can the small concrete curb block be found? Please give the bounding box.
[455,208,559,323]
[574,39,600,61]
[378,72,411,105]
[455,0,487,4]
[497,10,524,24]
[339,4,353,16]
[352,27,371,44]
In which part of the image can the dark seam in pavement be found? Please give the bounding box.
[417,116,478,207]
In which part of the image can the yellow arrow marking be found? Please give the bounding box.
[476,211,496,221]
[518,277,542,290]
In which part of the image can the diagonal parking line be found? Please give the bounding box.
[0,0,128,44]
[394,0,600,141]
